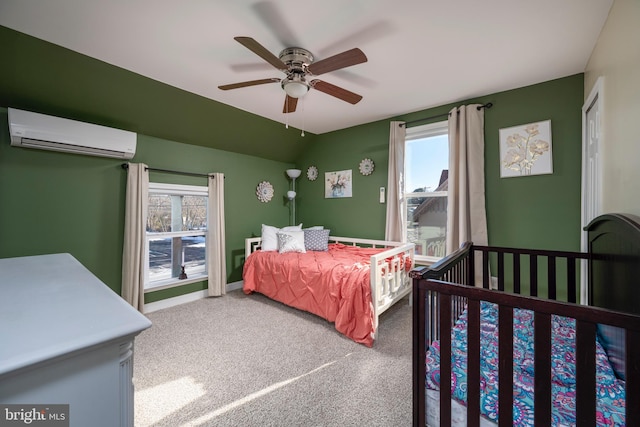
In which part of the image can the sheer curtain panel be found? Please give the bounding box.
[385,121,406,242]
[207,173,227,296]
[121,163,149,312]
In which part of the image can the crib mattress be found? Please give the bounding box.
[425,302,626,426]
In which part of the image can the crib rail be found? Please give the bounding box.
[472,245,589,302]
[412,243,589,298]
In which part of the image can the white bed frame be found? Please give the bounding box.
[245,236,415,337]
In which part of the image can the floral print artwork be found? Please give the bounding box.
[325,170,352,198]
[500,120,553,177]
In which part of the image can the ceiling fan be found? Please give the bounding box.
[219,37,367,113]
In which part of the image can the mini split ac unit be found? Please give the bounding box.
[8,108,137,159]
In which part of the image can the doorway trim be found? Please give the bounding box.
[580,76,604,305]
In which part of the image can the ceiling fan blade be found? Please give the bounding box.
[311,80,363,104]
[234,36,287,71]
[252,2,299,48]
[218,78,280,90]
[307,48,367,76]
[283,95,298,113]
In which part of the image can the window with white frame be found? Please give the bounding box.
[404,120,449,262]
[146,182,208,290]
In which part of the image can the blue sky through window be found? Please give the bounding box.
[406,134,448,192]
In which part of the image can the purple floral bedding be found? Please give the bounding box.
[425,302,626,426]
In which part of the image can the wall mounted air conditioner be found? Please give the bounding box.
[8,108,137,159]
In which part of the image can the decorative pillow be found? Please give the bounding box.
[261,224,302,251]
[277,230,306,253]
[304,229,331,251]
[304,226,324,230]
[260,224,280,251]
[282,224,303,231]
[597,324,626,380]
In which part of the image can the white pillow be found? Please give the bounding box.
[261,224,302,251]
[277,230,306,253]
[261,224,280,251]
[282,223,303,231]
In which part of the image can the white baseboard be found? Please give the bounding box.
[226,280,243,292]
[144,289,208,313]
[143,281,244,313]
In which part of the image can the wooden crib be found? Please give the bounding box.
[411,213,640,426]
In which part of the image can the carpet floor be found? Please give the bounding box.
[133,290,412,426]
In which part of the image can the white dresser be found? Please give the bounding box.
[0,253,152,427]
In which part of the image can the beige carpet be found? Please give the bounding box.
[133,290,412,426]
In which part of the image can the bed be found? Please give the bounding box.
[410,213,640,426]
[243,225,415,347]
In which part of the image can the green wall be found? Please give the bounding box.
[296,74,585,251]
[295,120,391,238]
[0,108,294,299]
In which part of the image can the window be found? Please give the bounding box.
[146,183,208,290]
[404,120,449,262]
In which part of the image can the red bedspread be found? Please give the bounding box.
[243,243,387,347]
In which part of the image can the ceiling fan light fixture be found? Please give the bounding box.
[282,75,309,98]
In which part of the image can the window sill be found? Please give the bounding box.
[144,274,208,293]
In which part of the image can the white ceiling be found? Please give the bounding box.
[0,0,613,135]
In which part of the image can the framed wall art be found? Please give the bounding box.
[499,120,553,178]
[325,169,352,198]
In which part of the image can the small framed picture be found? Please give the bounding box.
[499,120,553,178]
[325,170,352,198]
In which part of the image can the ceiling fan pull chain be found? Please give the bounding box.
[301,97,305,137]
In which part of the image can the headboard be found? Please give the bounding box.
[586,213,640,315]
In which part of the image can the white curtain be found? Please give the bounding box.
[446,104,489,256]
[207,173,226,296]
[121,163,149,312]
[385,121,407,242]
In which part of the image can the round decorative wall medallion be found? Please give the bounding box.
[359,158,375,176]
[307,165,318,181]
[256,181,274,203]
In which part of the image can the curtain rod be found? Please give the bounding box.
[399,102,493,128]
[121,163,218,178]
